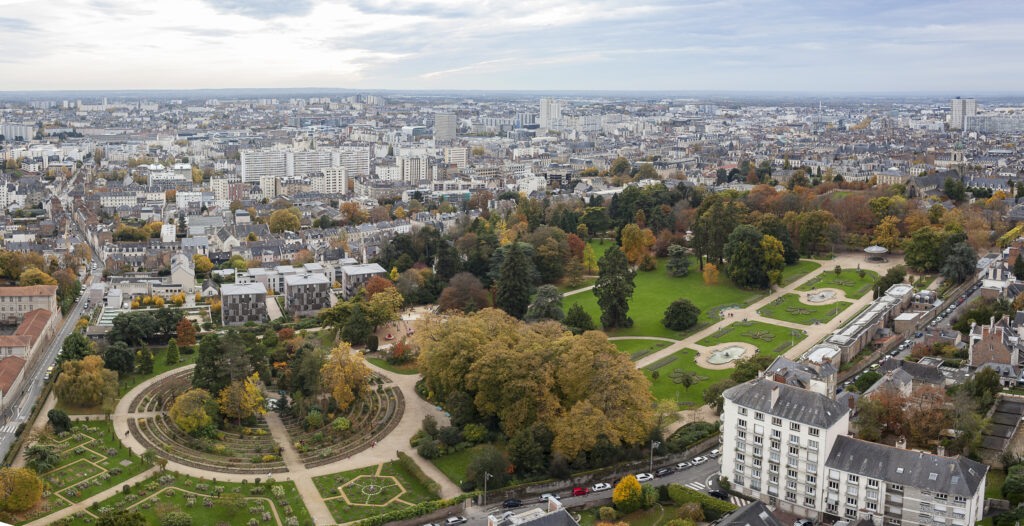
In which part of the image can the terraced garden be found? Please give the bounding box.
[127,369,287,475]
[279,374,405,468]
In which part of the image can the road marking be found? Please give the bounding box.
[731,496,746,506]
[686,482,706,490]
[0,423,18,434]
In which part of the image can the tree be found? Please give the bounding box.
[941,242,978,284]
[169,388,214,435]
[855,397,885,441]
[437,272,490,313]
[853,371,882,392]
[621,223,655,267]
[25,443,61,473]
[703,379,736,414]
[944,177,966,202]
[96,509,147,526]
[730,353,775,383]
[526,285,564,322]
[320,343,370,411]
[0,467,43,512]
[17,267,57,286]
[55,355,117,407]
[508,427,547,474]
[724,225,767,289]
[135,345,154,374]
[176,317,197,347]
[702,262,719,285]
[192,254,213,278]
[495,243,534,319]
[268,208,301,233]
[218,373,266,426]
[612,474,644,514]
[103,342,135,376]
[47,409,71,433]
[760,234,785,287]
[165,338,180,365]
[108,311,159,346]
[594,246,635,329]
[662,299,700,331]
[465,444,512,489]
[59,331,93,364]
[563,303,596,334]
[666,244,690,277]
[872,215,902,251]
[582,244,598,273]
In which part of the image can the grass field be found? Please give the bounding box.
[431,444,495,486]
[797,268,879,299]
[698,320,806,355]
[118,346,199,392]
[612,339,673,361]
[757,293,851,325]
[641,348,731,406]
[366,357,419,375]
[314,461,440,523]
[780,260,822,285]
[564,256,764,339]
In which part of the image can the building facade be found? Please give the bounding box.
[220,283,269,326]
[283,273,331,316]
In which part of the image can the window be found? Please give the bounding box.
[786,491,797,502]
[809,427,820,437]
[867,502,878,511]
[827,503,838,513]
[737,430,746,439]
[804,496,816,507]
[738,419,747,429]
[736,439,746,450]
[829,481,839,490]
[769,474,779,484]
[866,489,879,501]
[753,447,763,457]
[787,480,797,489]
[736,465,745,473]
[770,451,780,463]
[829,469,840,480]
[787,469,798,478]
[809,440,819,451]
[738,407,748,416]
[769,463,779,473]
[936,493,947,501]
[754,435,764,445]
[737,453,746,462]
[806,485,815,494]
[847,496,858,505]
[772,416,782,426]
[787,455,799,467]
[755,412,764,421]
[868,479,879,488]
[790,434,800,444]
[771,440,781,451]
[848,474,860,483]
[752,470,762,479]
[889,484,904,492]
[753,458,762,467]
[887,519,902,526]
[846,509,858,519]
[789,446,800,455]
[735,475,745,486]
[953,496,966,504]
[790,422,801,432]
[772,429,782,439]
[806,474,817,483]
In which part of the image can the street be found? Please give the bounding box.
[461,458,732,525]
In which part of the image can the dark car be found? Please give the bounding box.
[502,499,522,509]
[654,467,674,477]
[708,490,729,501]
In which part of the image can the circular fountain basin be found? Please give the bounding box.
[806,290,837,303]
[708,345,747,365]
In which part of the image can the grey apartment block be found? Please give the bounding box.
[284,273,331,316]
[220,283,269,326]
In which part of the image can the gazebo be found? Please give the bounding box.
[864,245,888,262]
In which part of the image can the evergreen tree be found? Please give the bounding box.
[135,345,154,375]
[495,243,534,319]
[662,299,700,331]
[563,303,596,334]
[525,285,564,321]
[434,242,462,281]
[165,338,180,365]
[192,333,228,393]
[594,246,635,328]
[665,244,690,277]
[723,225,768,289]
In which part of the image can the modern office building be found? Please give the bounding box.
[435,112,457,141]
[950,97,977,130]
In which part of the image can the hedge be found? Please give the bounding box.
[666,484,737,519]
[396,450,442,498]
[665,421,719,453]
[352,493,476,526]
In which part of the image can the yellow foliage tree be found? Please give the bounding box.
[612,474,644,514]
[218,373,265,426]
[153,296,165,308]
[192,254,214,276]
[17,267,57,286]
[702,263,719,285]
[170,388,214,435]
[621,224,656,267]
[0,467,44,512]
[54,355,117,407]
[760,234,785,287]
[320,343,370,411]
[872,215,902,252]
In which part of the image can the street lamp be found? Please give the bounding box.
[649,440,660,473]
[482,471,493,507]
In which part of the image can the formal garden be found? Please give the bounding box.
[50,471,311,526]
[642,349,732,406]
[756,293,852,325]
[312,459,439,523]
[612,339,673,361]
[697,320,806,354]
[796,267,879,299]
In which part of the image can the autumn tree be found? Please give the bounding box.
[872,215,902,251]
[594,246,635,328]
[17,267,57,286]
[135,345,154,374]
[268,208,300,233]
[176,317,197,347]
[192,254,213,277]
[621,223,655,267]
[612,474,644,514]
[437,272,490,312]
[218,373,266,426]
[320,343,371,411]
[760,234,786,287]
[169,388,215,435]
[702,262,719,285]
[55,355,117,407]
[363,275,395,298]
[0,467,43,512]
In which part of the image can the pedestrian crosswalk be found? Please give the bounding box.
[730,495,746,506]
[685,482,706,491]
[684,482,745,506]
[0,423,18,434]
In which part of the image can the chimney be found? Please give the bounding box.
[770,385,780,407]
[895,436,907,449]
[936,445,946,457]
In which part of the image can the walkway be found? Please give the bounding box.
[23,468,158,526]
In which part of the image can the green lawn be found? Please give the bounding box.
[36,421,151,503]
[366,357,419,375]
[579,503,682,526]
[612,339,673,361]
[757,293,851,325]
[557,277,596,294]
[118,346,199,392]
[986,469,1006,499]
[564,256,764,339]
[780,260,822,285]
[314,461,440,524]
[431,444,492,486]
[698,320,806,355]
[796,268,879,299]
[642,349,731,407]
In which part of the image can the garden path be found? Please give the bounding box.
[21,468,158,526]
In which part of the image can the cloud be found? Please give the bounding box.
[200,0,314,19]
[0,16,35,33]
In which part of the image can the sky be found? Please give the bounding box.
[1,0,1023,93]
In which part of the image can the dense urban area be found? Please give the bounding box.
[2,92,1024,526]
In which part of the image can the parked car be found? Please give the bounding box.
[591,482,612,492]
[794,519,814,526]
[676,461,692,469]
[445,518,467,526]
[635,473,654,482]
[708,449,721,458]
[708,490,729,500]
[691,456,708,465]
[502,499,522,509]
[654,467,674,478]
[539,493,559,502]
[572,487,590,496]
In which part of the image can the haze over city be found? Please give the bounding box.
[3,0,1024,92]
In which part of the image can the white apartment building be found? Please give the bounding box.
[240,149,287,183]
[444,147,469,168]
[435,112,457,141]
[316,167,348,195]
[721,377,987,526]
[399,155,429,183]
[539,98,563,130]
[950,98,977,130]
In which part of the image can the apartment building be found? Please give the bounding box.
[283,273,331,316]
[220,283,269,325]
[0,285,59,326]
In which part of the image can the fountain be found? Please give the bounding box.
[708,345,747,365]
[806,290,837,303]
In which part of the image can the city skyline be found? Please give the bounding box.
[2,0,1024,93]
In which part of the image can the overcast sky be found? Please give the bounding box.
[1,0,1022,93]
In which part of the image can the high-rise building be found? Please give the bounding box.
[539,98,563,130]
[399,155,429,183]
[435,112,457,141]
[320,167,348,195]
[950,97,977,130]
[444,147,469,169]
[240,150,287,183]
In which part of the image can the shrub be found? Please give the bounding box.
[331,417,351,432]
[665,421,719,453]
[666,484,737,519]
[598,506,618,521]
[305,409,324,430]
[417,439,440,459]
[350,494,475,526]
[461,423,487,444]
[678,502,704,521]
[161,510,193,526]
[396,451,441,498]
[438,426,462,447]
[612,475,644,514]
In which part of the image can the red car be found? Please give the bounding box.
[572,487,590,496]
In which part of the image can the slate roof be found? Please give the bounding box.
[825,435,987,497]
[718,501,783,526]
[723,378,849,428]
[879,357,945,385]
